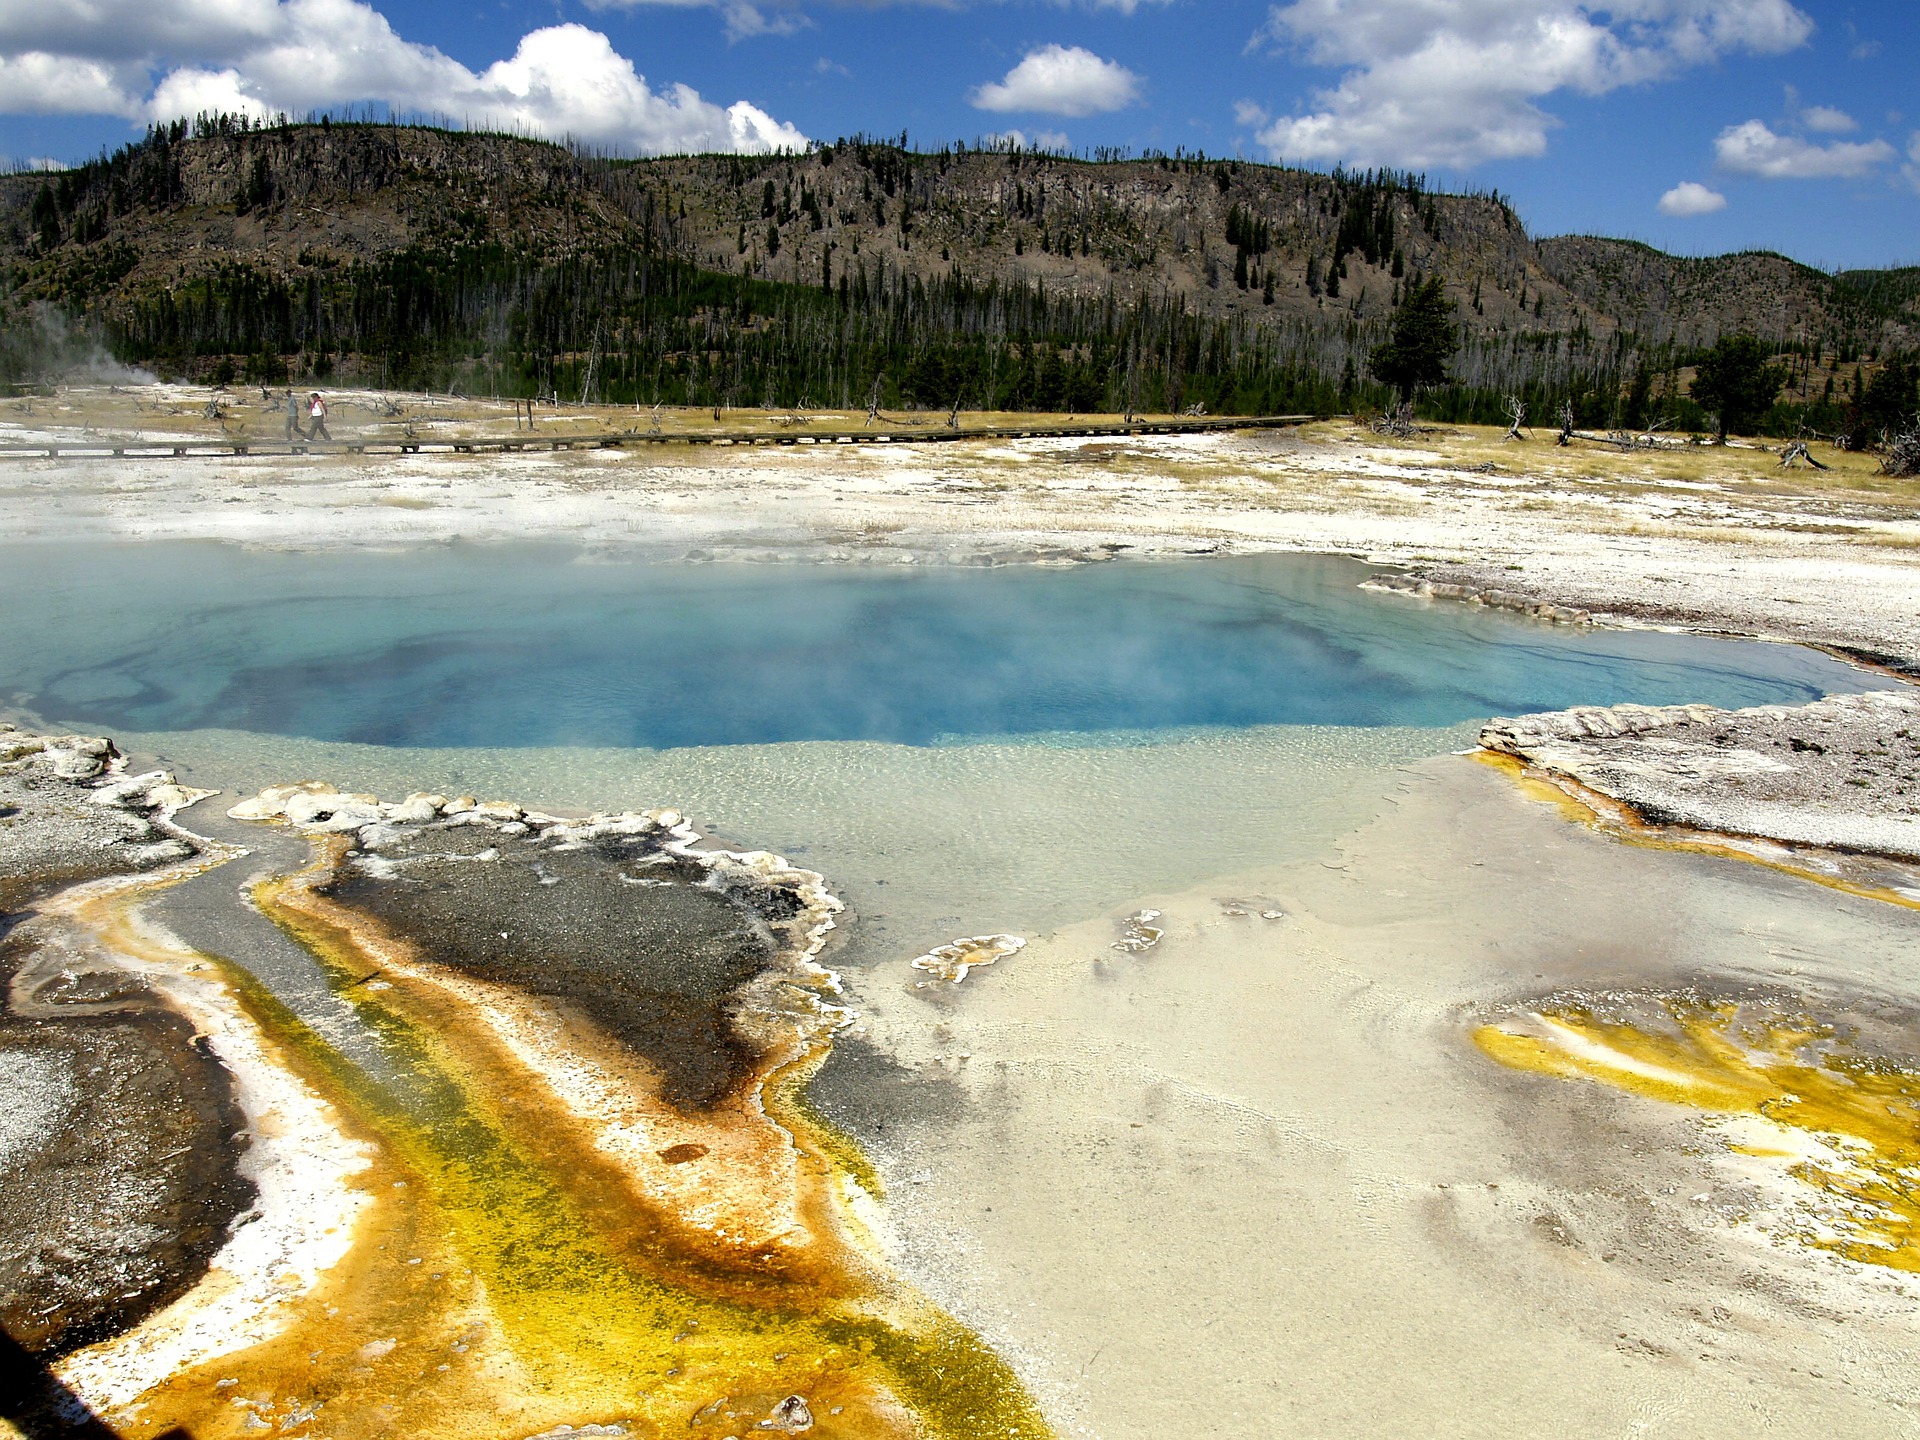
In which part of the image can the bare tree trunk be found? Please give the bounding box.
[1502,394,1527,442]
[1779,440,1831,471]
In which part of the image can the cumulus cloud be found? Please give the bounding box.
[0,0,282,65]
[1780,86,1858,134]
[1799,104,1855,133]
[0,52,143,113]
[0,0,806,154]
[981,127,1071,152]
[1713,118,1894,178]
[145,67,276,124]
[1249,0,1814,169]
[1657,180,1725,215]
[971,44,1141,117]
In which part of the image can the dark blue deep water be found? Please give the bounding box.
[0,544,1876,748]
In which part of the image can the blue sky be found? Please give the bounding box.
[2,0,1914,268]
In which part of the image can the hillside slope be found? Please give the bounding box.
[1534,236,1919,349]
[1,121,1912,414]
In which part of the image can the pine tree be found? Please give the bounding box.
[1369,275,1459,401]
[1689,334,1786,440]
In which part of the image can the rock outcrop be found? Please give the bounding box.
[1480,690,1920,860]
[1,726,246,1357]
[0,723,213,907]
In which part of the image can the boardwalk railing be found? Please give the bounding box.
[0,415,1317,462]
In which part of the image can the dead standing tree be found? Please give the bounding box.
[1502,394,1527,442]
[1555,399,1575,447]
[864,373,885,428]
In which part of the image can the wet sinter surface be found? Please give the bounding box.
[5,544,1919,1440]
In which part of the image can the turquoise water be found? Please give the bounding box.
[0,544,1875,748]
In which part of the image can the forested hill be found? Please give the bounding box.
[3,118,1915,424]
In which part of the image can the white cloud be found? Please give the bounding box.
[1648,0,1814,62]
[1657,180,1725,215]
[145,67,276,123]
[584,0,808,45]
[1714,118,1894,178]
[971,43,1141,118]
[0,0,282,66]
[1250,0,1814,169]
[1800,104,1855,133]
[0,0,806,153]
[0,51,143,114]
[1903,130,1920,195]
[582,0,1167,37]
[470,25,808,154]
[982,127,1071,152]
[1234,99,1270,127]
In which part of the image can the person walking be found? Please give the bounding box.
[307,392,331,441]
[285,389,305,442]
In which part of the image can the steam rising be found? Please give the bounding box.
[1,301,157,386]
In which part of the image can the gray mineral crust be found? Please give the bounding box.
[230,781,844,1112]
[0,722,210,910]
[1480,689,1920,859]
[1,723,250,1356]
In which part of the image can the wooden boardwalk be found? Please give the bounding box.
[0,414,1316,462]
